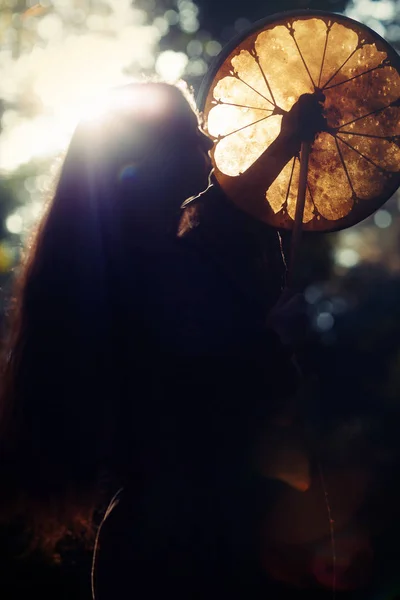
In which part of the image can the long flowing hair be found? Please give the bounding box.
[0,82,199,558]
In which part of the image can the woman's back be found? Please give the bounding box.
[0,81,299,595]
[92,185,297,600]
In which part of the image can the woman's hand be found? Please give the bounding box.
[267,288,309,347]
[221,92,328,200]
[280,91,328,149]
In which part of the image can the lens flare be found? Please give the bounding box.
[79,85,169,124]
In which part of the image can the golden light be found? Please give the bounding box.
[199,12,400,233]
[0,2,172,174]
[79,84,169,125]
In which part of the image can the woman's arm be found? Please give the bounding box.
[220,92,327,198]
[222,129,300,199]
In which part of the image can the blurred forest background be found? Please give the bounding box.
[1,0,400,598]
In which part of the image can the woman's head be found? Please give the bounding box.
[70,82,213,228]
[0,81,212,558]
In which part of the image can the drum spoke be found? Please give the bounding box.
[288,23,316,89]
[335,136,357,197]
[318,21,332,88]
[322,47,358,90]
[324,63,385,90]
[337,135,388,172]
[216,113,276,140]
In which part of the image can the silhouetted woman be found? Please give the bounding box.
[0,82,307,599]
